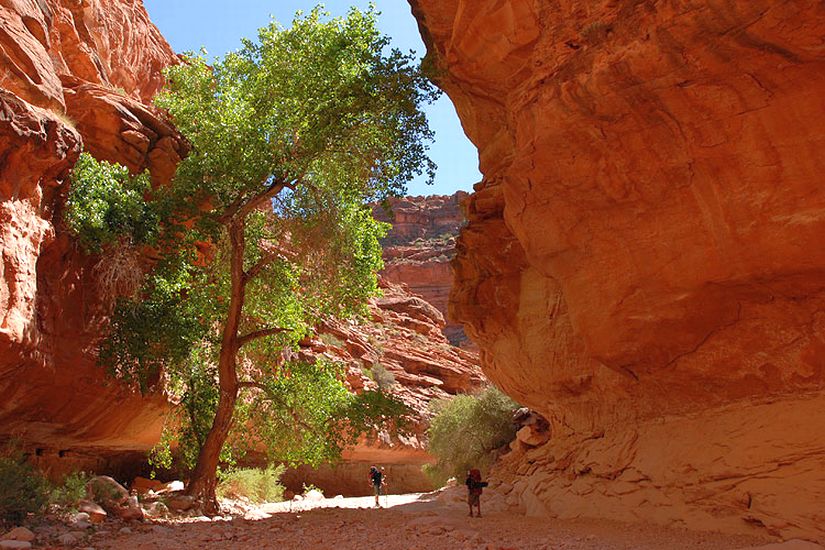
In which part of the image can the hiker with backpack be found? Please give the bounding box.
[465,468,487,518]
[369,465,386,508]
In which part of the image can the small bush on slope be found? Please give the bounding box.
[426,386,519,484]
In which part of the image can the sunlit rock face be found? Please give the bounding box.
[374,192,475,349]
[410,0,825,540]
[287,279,484,495]
[0,0,181,465]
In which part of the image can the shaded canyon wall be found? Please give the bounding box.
[0,0,184,474]
[410,0,825,541]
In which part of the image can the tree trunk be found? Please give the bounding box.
[186,219,247,513]
[186,383,237,513]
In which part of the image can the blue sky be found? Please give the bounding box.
[142,0,481,197]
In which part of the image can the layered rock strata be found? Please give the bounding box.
[0,1,484,483]
[410,0,825,541]
[0,0,181,461]
[374,192,473,348]
[285,279,484,495]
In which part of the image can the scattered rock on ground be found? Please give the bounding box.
[167,495,195,512]
[1,528,34,542]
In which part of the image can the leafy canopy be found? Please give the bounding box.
[67,5,435,473]
[426,387,519,483]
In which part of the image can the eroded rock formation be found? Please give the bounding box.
[410,0,825,542]
[285,279,484,495]
[0,1,483,485]
[0,0,181,469]
[374,193,474,348]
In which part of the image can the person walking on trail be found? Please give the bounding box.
[369,465,386,508]
[465,468,487,518]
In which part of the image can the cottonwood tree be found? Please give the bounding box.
[67,6,438,511]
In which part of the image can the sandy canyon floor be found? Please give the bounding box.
[86,492,781,550]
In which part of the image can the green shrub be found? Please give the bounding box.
[66,152,159,253]
[0,457,50,524]
[421,463,449,488]
[216,466,285,504]
[50,471,91,509]
[426,386,519,482]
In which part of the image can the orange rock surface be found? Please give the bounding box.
[411,0,825,542]
[0,1,483,483]
[287,279,484,495]
[375,193,475,349]
[0,0,179,467]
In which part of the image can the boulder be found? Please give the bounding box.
[143,501,170,519]
[515,425,550,448]
[86,476,130,508]
[85,477,142,520]
[167,495,195,512]
[78,500,107,523]
[131,477,165,495]
[0,528,34,542]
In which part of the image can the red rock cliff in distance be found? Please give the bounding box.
[374,192,474,349]
[410,0,825,542]
[284,279,484,495]
[0,0,183,473]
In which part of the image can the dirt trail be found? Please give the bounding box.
[92,491,778,550]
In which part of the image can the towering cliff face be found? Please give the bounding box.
[411,0,825,541]
[375,193,474,348]
[0,0,182,467]
[0,2,483,482]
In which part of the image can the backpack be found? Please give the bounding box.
[370,468,383,485]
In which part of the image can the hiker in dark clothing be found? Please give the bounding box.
[465,468,487,517]
[369,465,385,507]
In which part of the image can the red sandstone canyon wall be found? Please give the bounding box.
[410,0,825,542]
[287,279,484,495]
[0,0,182,463]
[374,193,475,349]
[0,1,483,481]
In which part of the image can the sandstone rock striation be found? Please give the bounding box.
[0,0,180,470]
[284,279,484,495]
[411,0,825,541]
[374,192,474,348]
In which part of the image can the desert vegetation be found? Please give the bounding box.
[425,387,519,485]
[65,5,438,512]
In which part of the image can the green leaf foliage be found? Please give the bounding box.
[81,5,434,481]
[66,153,159,253]
[0,457,49,524]
[426,387,520,482]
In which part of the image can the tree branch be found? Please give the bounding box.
[237,327,289,348]
[237,379,314,432]
[244,250,280,282]
[218,178,293,225]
